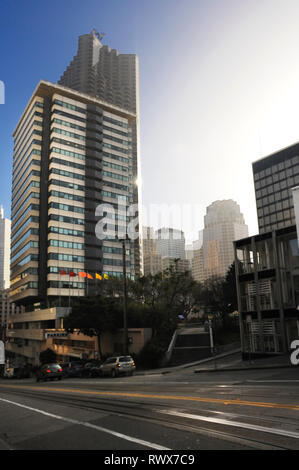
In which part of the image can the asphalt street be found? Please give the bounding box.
[0,352,299,455]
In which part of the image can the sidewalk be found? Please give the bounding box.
[135,349,241,375]
[194,352,292,373]
[136,349,294,376]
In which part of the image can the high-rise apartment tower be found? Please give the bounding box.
[10,81,137,308]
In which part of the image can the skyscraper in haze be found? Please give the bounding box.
[59,29,141,274]
[201,200,248,281]
[155,228,186,260]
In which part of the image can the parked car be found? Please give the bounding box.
[81,361,102,378]
[3,365,32,379]
[60,361,84,378]
[99,356,136,377]
[36,363,63,382]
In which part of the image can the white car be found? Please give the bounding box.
[99,356,136,377]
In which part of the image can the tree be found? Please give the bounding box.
[64,295,123,358]
[39,348,57,365]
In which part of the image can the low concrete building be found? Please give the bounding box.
[5,306,152,366]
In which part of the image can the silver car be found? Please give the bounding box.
[99,356,136,377]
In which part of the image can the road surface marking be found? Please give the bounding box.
[1,383,299,411]
[0,397,170,451]
[159,409,299,440]
[246,380,299,383]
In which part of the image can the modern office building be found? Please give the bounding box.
[201,200,248,282]
[155,228,186,260]
[0,207,11,289]
[10,80,137,309]
[58,29,141,275]
[234,143,299,357]
[253,142,299,234]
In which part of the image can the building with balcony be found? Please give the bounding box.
[234,224,299,357]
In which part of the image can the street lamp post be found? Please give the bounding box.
[122,238,128,355]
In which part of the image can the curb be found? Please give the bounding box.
[194,364,293,373]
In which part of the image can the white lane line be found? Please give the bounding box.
[0,397,169,450]
[246,380,299,383]
[159,409,299,440]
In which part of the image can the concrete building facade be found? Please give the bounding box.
[0,207,11,290]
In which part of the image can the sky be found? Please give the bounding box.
[2,0,299,243]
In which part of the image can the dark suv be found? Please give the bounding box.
[36,363,63,382]
[61,361,83,378]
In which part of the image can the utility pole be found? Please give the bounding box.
[122,238,128,355]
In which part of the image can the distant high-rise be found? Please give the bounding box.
[191,231,204,282]
[253,142,299,234]
[201,200,248,281]
[142,227,162,276]
[155,228,186,260]
[59,30,141,274]
[0,207,11,289]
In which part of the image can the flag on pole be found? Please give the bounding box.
[103,274,109,279]
[59,270,67,275]
[69,271,76,277]
[95,273,102,280]
[78,272,87,278]
[87,273,93,279]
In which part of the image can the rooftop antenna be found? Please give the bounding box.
[258,128,263,158]
[91,29,105,41]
